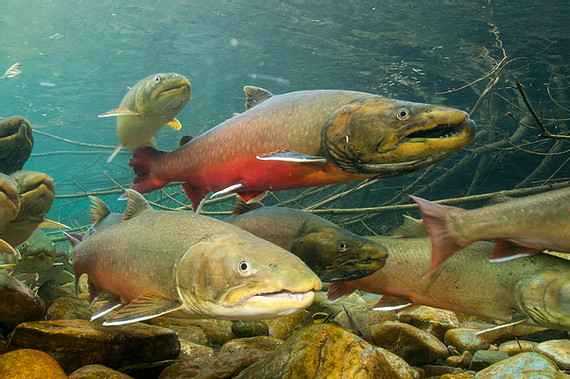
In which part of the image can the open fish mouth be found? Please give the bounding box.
[0,118,31,139]
[401,121,467,141]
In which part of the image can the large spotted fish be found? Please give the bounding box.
[129,86,476,210]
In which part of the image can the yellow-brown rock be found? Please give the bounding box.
[264,310,313,340]
[69,364,134,378]
[235,323,412,379]
[475,352,567,379]
[498,340,537,356]
[0,349,67,378]
[46,297,92,320]
[371,321,448,364]
[7,319,180,374]
[332,299,395,339]
[149,316,233,345]
[534,339,570,370]
[444,328,490,353]
[396,305,460,340]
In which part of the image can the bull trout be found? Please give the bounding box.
[1,171,68,247]
[72,190,322,325]
[410,185,570,274]
[225,200,388,282]
[0,173,20,258]
[99,73,191,162]
[0,116,33,174]
[328,234,570,333]
[129,86,476,210]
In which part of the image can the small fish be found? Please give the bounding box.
[1,171,68,247]
[0,173,21,259]
[1,63,21,79]
[99,73,191,162]
[129,86,476,210]
[72,190,321,325]
[225,200,388,282]
[0,116,34,175]
[410,186,570,274]
[328,220,570,334]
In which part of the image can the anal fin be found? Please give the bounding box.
[91,297,122,321]
[489,240,542,262]
[373,295,414,311]
[103,291,182,326]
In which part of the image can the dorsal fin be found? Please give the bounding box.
[232,198,264,216]
[244,86,273,110]
[391,215,429,238]
[123,189,152,221]
[88,196,111,224]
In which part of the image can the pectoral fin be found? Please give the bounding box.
[98,108,141,117]
[257,150,328,163]
[91,297,123,321]
[489,240,542,262]
[475,315,533,341]
[38,219,69,229]
[373,295,414,311]
[103,291,183,326]
[327,282,356,303]
[166,118,182,130]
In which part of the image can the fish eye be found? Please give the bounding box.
[396,108,410,121]
[337,241,348,252]
[154,76,161,83]
[237,260,251,276]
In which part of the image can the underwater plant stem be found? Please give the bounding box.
[33,129,117,148]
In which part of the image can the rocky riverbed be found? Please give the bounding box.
[0,275,568,378]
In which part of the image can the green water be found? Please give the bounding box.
[1,0,568,231]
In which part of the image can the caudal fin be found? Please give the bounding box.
[409,195,466,275]
[129,147,167,194]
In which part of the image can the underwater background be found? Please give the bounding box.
[1,0,569,236]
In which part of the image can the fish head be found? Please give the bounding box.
[5,171,56,246]
[291,227,388,282]
[135,73,191,118]
[175,232,322,320]
[322,96,476,175]
[0,173,20,229]
[0,116,34,174]
[513,270,570,330]
[15,230,56,274]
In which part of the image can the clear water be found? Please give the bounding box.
[1,0,568,233]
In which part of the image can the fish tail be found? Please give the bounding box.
[409,195,465,274]
[129,147,168,194]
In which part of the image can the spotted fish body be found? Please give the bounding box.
[411,186,570,273]
[72,190,321,325]
[130,87,475,210]
[329,236,570,332]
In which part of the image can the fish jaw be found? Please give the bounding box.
[10,171,56,223]
[322,96,476,175]
[136,73,191,118]
[175,233,322,320]
[291,228,389,282]
[513,270,570,330]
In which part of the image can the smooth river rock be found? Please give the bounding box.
[69,364,135,378]
[469,349,510,371]
[396,305,460,340]
[149,316,233,345]
[0,275,45,333]
[444,328,491,353]
[370,320,448,365]
[264,310,313,340]
[160,336,283,379]
[332,300,395,339]
[474,352,568,379]
[46,296,93,320]
[235,323,415,379]
[0,349,67,378]
[498,339,538,356]
[7,319,180,374]
[534,339,570,370]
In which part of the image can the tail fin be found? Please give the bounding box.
[408,195,466,275]
[129,147,167,194]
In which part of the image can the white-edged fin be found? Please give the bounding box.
[63,232,82,247]
[0,239,20,259]
[327,282,356,303]
[257,150,328,163]
[245,191,267,204]
[211,183,244,198]
[373,295,413,311]
[489,253,535,263]
[107,145,123,163]
[38,219,69,229]
[123,189,152,220]
[102,291,182,326]
[475,316,528,341]
[0,263,17,269]
[91,297,123,321]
